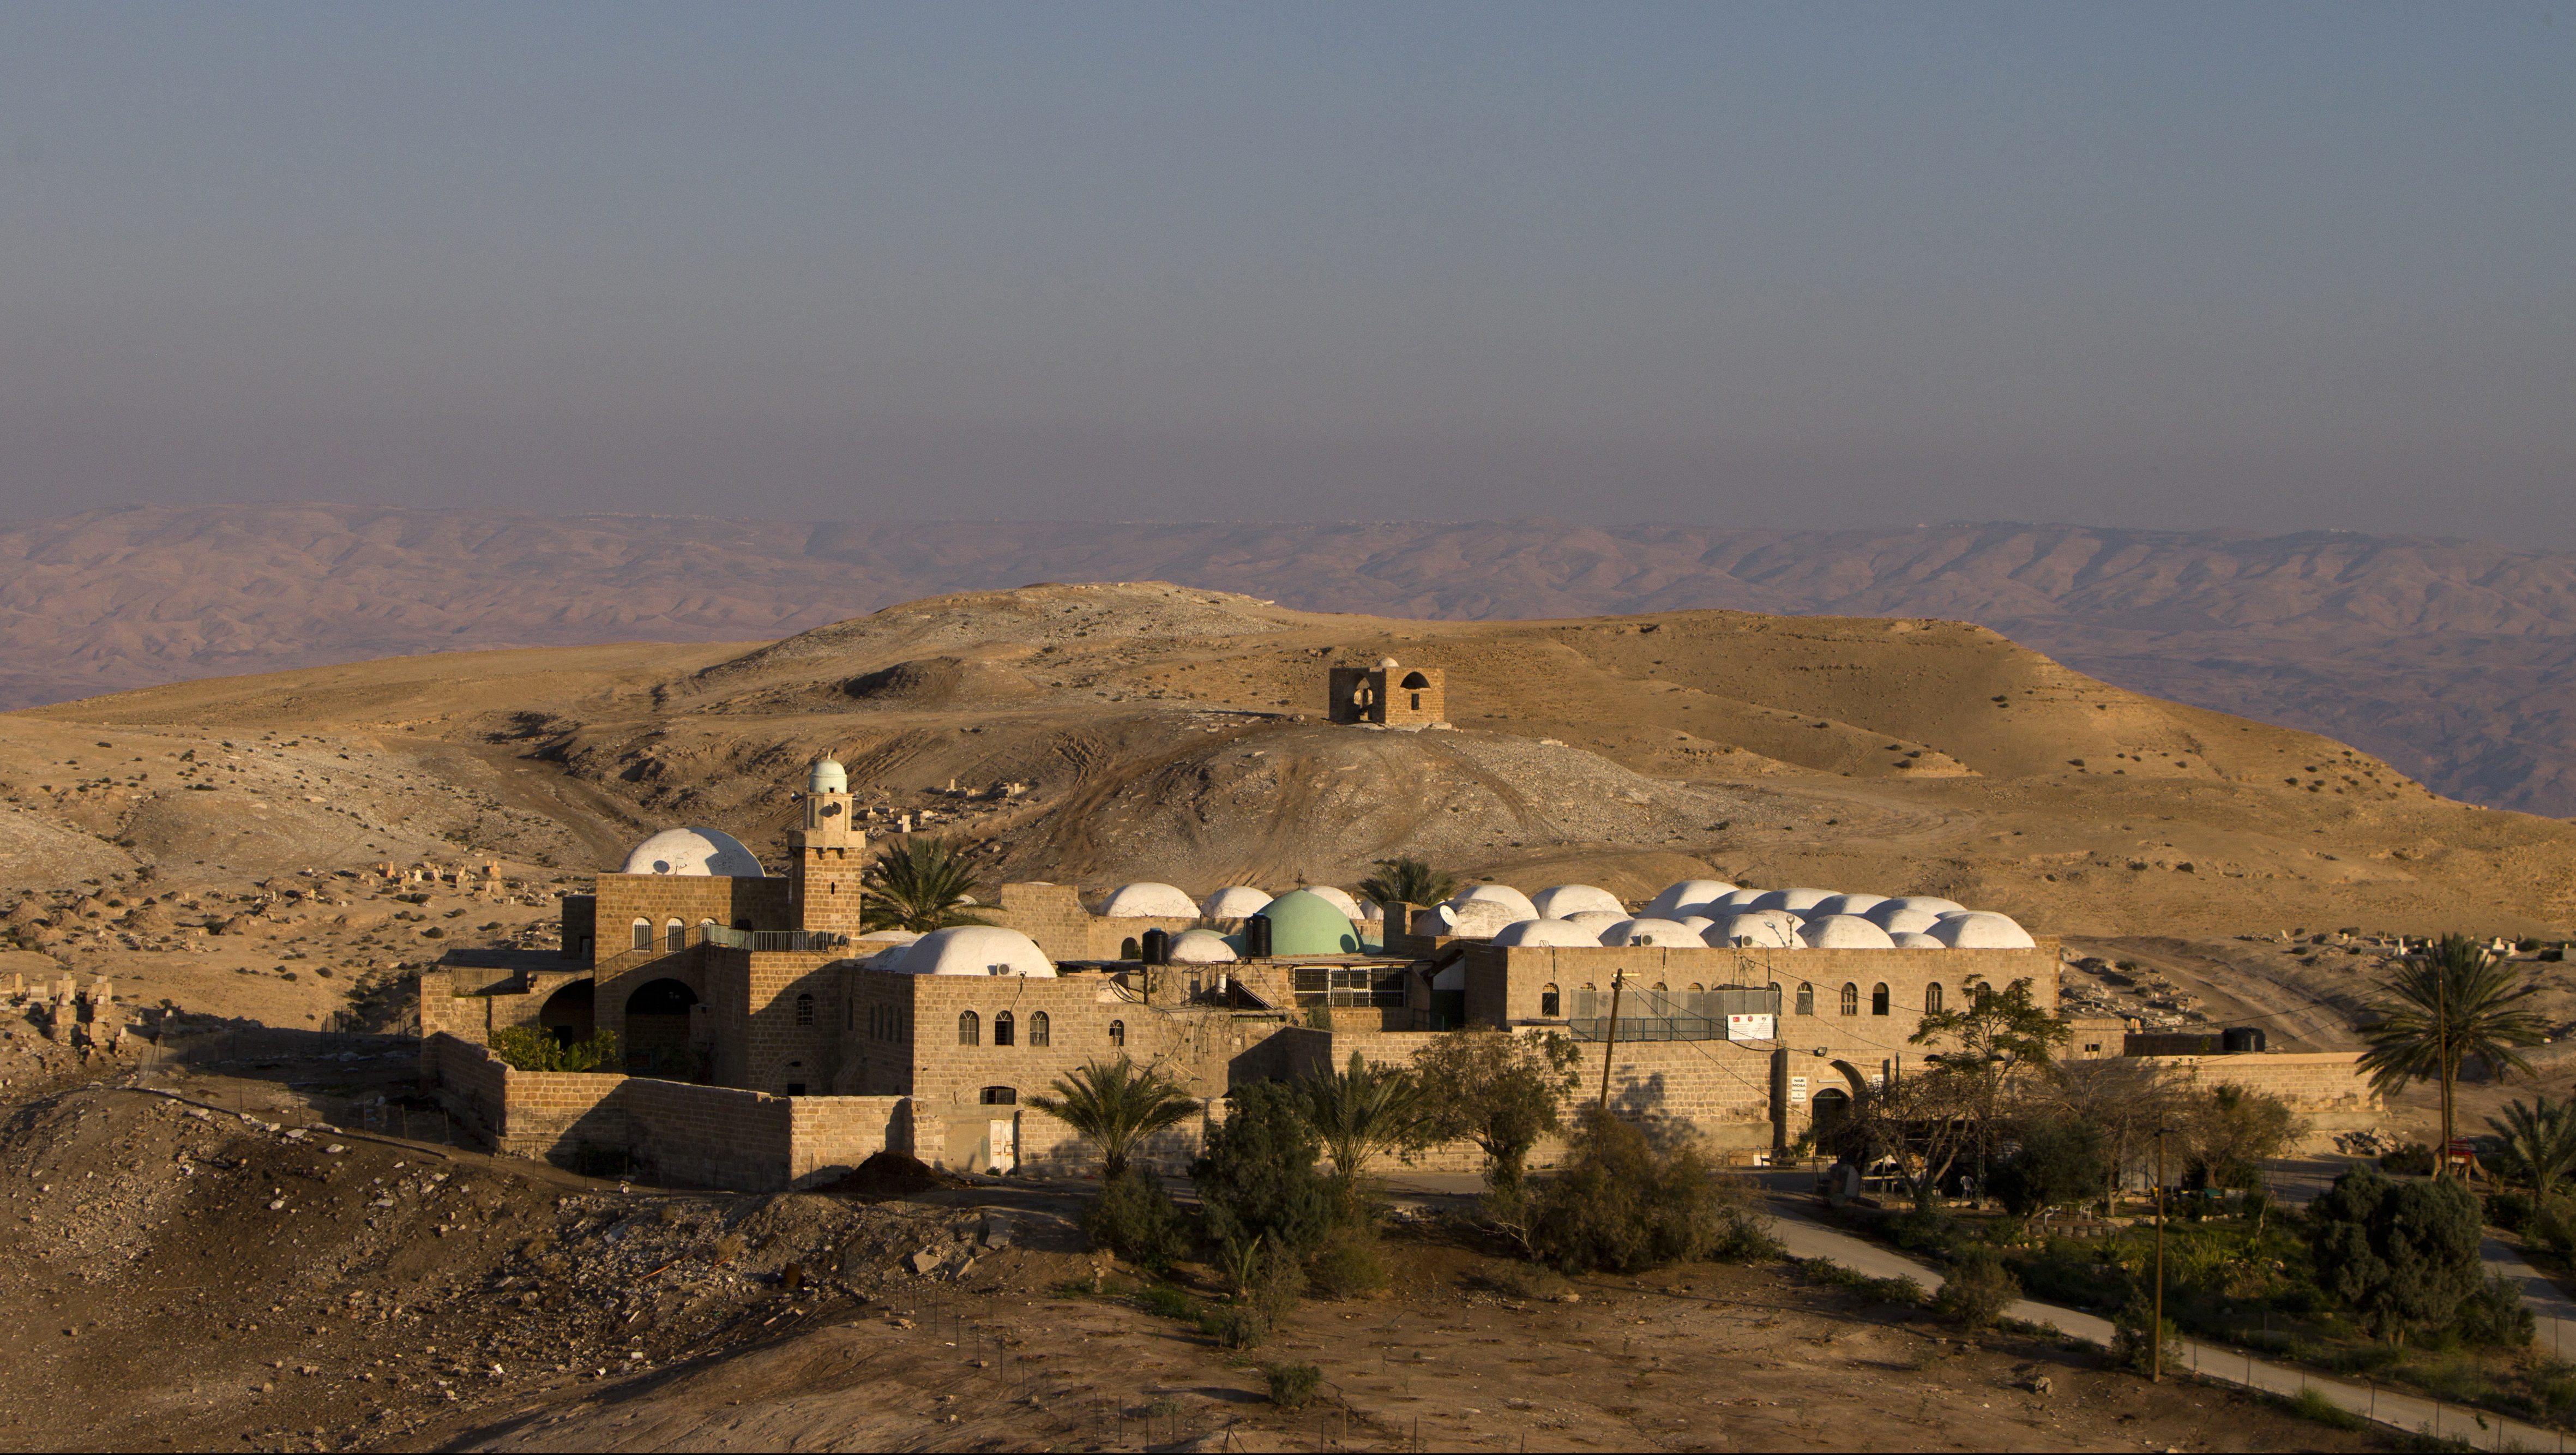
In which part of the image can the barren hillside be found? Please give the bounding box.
[5,505,2574,814]
[10,581,2572,942]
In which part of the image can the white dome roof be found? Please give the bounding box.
[1564,910,1629,932]
[1752,887,1837,913]
[857,929,922,946]
[1600,917,1700,947]
[1447,885,1539,922]
[620,827,766,878]
[1100,882,1200,918]
[1490,918,1605,947]
[1705,911,1804,949]
[1531,884,1626,919]
[1891,931,1945,948]
[1710,888,1771,911]
[1359,900,1386,921]
[1931,912,2036,949]
[1200,886,1274,919]
[808,756,848,794]
[1806,893,1887,918]
[1646,880,1738,919]
[1871,907,1945,935]
[1302,886,1364,919]
[1877,895,1967,919]
[1169,929,1241,964]
[1798,915,1898,949]
[894,925,1057,977]
[1677,915,1715,932]
[1440,900,1523,938]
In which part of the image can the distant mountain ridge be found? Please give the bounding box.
[5,504,2572,815]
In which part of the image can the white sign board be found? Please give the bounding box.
[1788,1075,1809,1104]
[1726,1013,1777,1041]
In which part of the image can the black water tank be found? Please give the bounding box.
[1244,913,1274,959]
[2220,1026,2267,1054]
[1140,928,1171,965]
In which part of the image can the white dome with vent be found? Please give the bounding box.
[1302,886,1365,919]
[1491,918,1606,947]
[1705,911,1804,948]
[1798,915,1898,949]
[1169,929,1241,964]
[894,925,1057,976]
[1599,917,1701,947]
[1531,884,1626,919]
[1200,886,1274,919]
[620,827,766,878]
[1871,895,1966,922]
[1646,880,1738,919]
[1931,912,2036,949]
[1805,893,1887,918]
[1447,885,1539,922]
[1100,882,1200,918]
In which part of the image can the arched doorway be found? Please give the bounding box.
[1810,1087,1853,1143]
[538,981,594,1047]
[624,978,700,1077]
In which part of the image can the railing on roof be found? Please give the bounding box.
[699,926,852,954]
[1563,984,1780,1043]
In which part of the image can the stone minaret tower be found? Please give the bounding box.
[789,755,867,939]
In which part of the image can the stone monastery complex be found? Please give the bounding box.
[419,661,2376,1189]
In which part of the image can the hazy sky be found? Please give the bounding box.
[2,4,2569,541]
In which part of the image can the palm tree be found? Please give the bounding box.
[859,837,989,933]
[1027,1057,1201,1180]
[2358,934,2546,1174]
[1296,1052,1432,1218]
[1358,857,1458,917]
[2488,1097,2576,1193]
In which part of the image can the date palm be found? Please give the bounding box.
[1357,857,1458,917]
[2360,935,2545,1174]
[1296,1051,1433,1219]
[859,836,989,933]
[1028,1057,1201,1180]
[2488,1096,2576,1193]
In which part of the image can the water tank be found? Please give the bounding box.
[1140,928,1171,966]
[1243,915,1273,959]
[2220,1026,2267,1054]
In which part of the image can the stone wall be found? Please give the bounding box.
[589,874,791,963]
[2139,1050,2382,1144]
[700,947,846,1095]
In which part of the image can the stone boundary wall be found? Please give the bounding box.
[420,1033,905,1190]
[2139,1050,2381,1141]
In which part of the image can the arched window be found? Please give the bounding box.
[958,1011,980,1047]
[664,918,684,950]
[784,1062,806,1097]
[1540,983,1560,1018]
[993,1010,1015,1047]
[794,993,815,1027]
[1839,983,1859,1017]
[1925,983,1945,1015]
[630,918,652,951]
[980,1085,1017,1105]
[1030,1011,1051,1047]
[1108,1019,1126,1048]
[1871,983,1890,1017]
[1972,979,1993,1007]
[1121,937,1141,960]
[1796,982,1815,1016]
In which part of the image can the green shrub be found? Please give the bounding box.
[1193,1083,1333,1266]
[1931,1247,2020,1330]
[2308,1163,2484,1343]
[2484,1189,2534,1234]
[2380,1143,2435,1176]
[1262,1361,1323,1410]
[1804,1258,1927,1307]
[1137,1284,1199,1321]
[1528,1109,1776,1273]
[1082,1169,1193,1272]
[1200,1234,1305,1349]
[2454,1271,2535,1348]
[2108,1297,2181,1375]
[1305,1228,1389,1300]
[489,1025,619,1073]
[2288,1386,2366,1430]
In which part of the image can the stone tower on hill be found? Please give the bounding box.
[1328,656,1446,728]
[789,755,867,938]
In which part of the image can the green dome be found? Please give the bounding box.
[1253,889,1362,955]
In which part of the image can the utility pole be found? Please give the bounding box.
[1598,971,1625,1111]
[2153,1125,2172,1383]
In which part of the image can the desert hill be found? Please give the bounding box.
[5,504,2575,815]
[9,581,2572,942]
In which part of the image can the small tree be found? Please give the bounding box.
[2031,1056,2182,1216]
[1295,1052,1433,1221]
[1357,857,1459,918]
[1412,1027,1582,1196]
[1028,1057,1200,1180]
[1910,978,2068,1201]
[859,836,990,933]
[2358,935,2545,1172]
[1990,1114,2110,1221]
[2307,1162,2484,1344]
[2487,1096,2576,1193]
[2183,1085,2302,1191]
[1931,1246,2021,1330]
[1194,1081,1335,1267]
[1528,1108,1775,1273]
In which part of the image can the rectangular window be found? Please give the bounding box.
[1291,966,1395,1008]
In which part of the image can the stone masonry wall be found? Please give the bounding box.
[589,874,792,963]
[2141,1051,2382,1143]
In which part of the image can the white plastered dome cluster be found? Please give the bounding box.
[1420,875,2036,951]
[892,925,1057,977]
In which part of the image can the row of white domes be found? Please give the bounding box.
[1097,882,1366,921]
[1440,878,2033,949]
